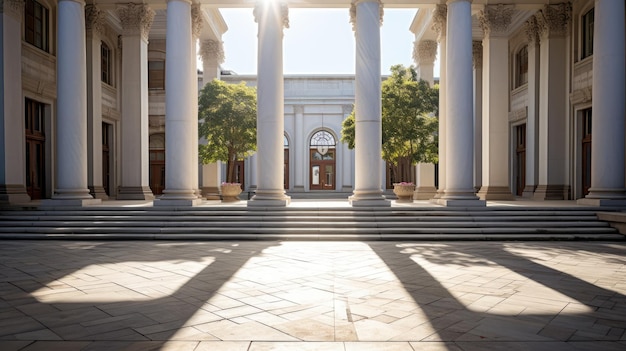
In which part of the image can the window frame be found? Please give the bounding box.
[24,0,50,52]
[148,60,166,90]
[514,45,528,89]
[581,8,594,60]
[101,41,113,86]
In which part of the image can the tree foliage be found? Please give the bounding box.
[340,64,439,182]
[198,79,257,183]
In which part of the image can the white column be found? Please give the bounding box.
[191,4,201,198]
[534,3,570,200]
[431,4,447,200]
[116,3,155,200]
[341,105,354,192]
[348,0,389,207]
[477,4,514,200]
[472,40,483,192]
[579,0,626,205]
[523,17,541,198]
[437,0,484,207]
[85,5,107,200]
[413,39,438,200]
[156,0,201,206]
[0,0,30,204]
[44,0,100,206]
[248,0,290,206]
[293,105,305,192]
[199,39,224,200]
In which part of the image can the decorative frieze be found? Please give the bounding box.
[349,0,384,32]
[431,4,447,38]
[479,4,515,36]
[537,2,572,38]
[1,0,24,19]
[191,4,203,38]
[472,40,483,68]
[254,1,289,29]
[413,40,438,65]
[85,4,105,37]
[524,15,542,44]
[116,3,155,42]
[199,39,225,64]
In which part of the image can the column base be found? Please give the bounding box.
[153,198,203,207]
[578,188,626,207]
[89,186,109,200]
[0,184,31,205]
[577,198,626,207]
[248,190,291,207]
[202,186,221,200]
[522,185,537,198]
[117,186,155,200]
[533,184,569,200]
[476,186,514,200]
[349,190,390,207]
[433,189,486,207]
[413,186,437,200]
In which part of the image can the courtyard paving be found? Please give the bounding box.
[0,240,625,350]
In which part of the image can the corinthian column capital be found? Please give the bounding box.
[537,2,572,38]
[254,1,289,29]
[479,4,515,36]
[116,3,155,42]
[431,4,447,39]
[191,3,203,38]
[85,4,105,38]
[413,40,438,65]
[1,0,25,19]
[199,39,225,64]
[349,0,384,32]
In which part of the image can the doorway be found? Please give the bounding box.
[309,130,336,191]
[515,124,526,196]
[25,98,46,200]
[149,133,165,195]
[581,109,592,196]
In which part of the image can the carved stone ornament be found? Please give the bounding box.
[199,39,225,64]
[413,40,437,65]
[431,4,447,38]
[479,4,515,36]
[537,2,572,38]
[524,14,542,44]
[191,4,203,38]
[116,3,155,42]
[0,0,25,19]
[472,40,483,68]
[253,1,289,29]
[85,4,105,37]
[349,0,384,32]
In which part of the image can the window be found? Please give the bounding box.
[148,61,165,90]
[581,8,594,59]
[25,0,49,52]
[515,46,528,88]
[101,42,112,85]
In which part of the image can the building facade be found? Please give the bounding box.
[0,0,624,207]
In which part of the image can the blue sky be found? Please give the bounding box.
[218,8,440,75]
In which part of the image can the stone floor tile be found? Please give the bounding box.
[20,341,91,350]
[408,342,464,351]
[344,341,415,351]
[249,341,345,350]
[194,341,251,351]
[0,341,33,351]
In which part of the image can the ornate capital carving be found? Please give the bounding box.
[116,3,155,42]
[191,4,203,38]
[254,1,289,29]
[85,4,105,37]
[431,4,447,39]
[349,0,384,32]
[0,0,25,19]
[537,2,572,38]
[199,39,225,64]
[472,40,483,68]
[479,4,515,36]
[413,40,437,65]
[524,15,542,44]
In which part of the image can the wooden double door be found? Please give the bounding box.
[25,98,46,200]
[310,149,335,190]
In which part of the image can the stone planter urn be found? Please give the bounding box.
[221,183,242,202]
[393,182,415,203]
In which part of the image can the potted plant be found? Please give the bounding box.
[198,79,257,202]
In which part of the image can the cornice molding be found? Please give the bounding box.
[116,3,155,42]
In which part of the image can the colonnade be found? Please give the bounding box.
[43,0,625,208]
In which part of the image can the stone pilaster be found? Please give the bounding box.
[191,3,202,198]
[348,0,389,207]
[116,3,155,201]
[472,40,483,192]
[477,4,515,200]
[431,4,447,200]
[522,16,541,198]
[248,0,291,207]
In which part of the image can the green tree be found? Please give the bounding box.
[198,79,257,183]
[341,64,439,183]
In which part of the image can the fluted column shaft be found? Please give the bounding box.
[52,0,97,204]
[248,0,290,206]
[438,0,484,207]
[349,0,389,207]
[157,0,201,206]
[581,0,626,204]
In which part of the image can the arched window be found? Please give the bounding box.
[515,46,528,88]
[310,130,336,157]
